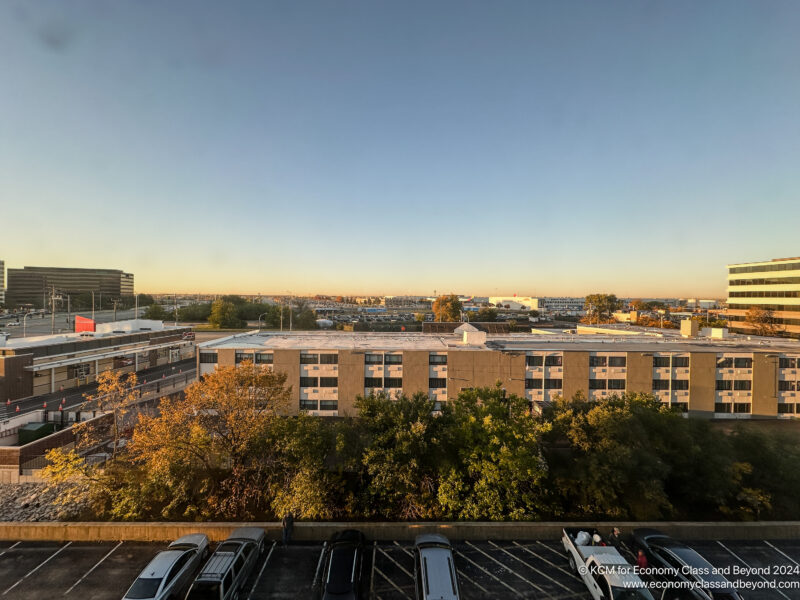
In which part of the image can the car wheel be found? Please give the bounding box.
[568,553,577,572]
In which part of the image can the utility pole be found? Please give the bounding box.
[91,290,95,323]
[174,293,178,326]
[50,287,55,334]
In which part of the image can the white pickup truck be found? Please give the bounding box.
[562,528,654,600]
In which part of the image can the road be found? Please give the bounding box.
[0,358,196,420]
[0,309,145,339]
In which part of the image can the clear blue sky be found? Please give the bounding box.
[1,0,798,297]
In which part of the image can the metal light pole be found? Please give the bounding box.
[22,313,29,338]
[258,312,268,330]
[91,290,95,323]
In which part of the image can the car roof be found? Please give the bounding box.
[197,552,236,579]
[419,546,458,600]
[663,546,735,587]
[226,527,264,543]
[139,549,187,579]
[170,533,208,549]
[331,529,364,544]
[415,533,452,548]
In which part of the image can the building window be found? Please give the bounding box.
[525,378,543,390]
[384,354,403,365]
[300,353,319,364]
[235,352,254,364]
[320,400,338,411]
[199,352,218,364]
[716,357,734,368]
[671,379,689,391]
[733,380,752,391]
[608,379,626,390]
[778,403,795,414]
[429,378,447,389]
[365,354,383,365]
[589,356,608,367]
[429,354,448,365]
[68,363,91,378]
[300,399,318,411]
[589,379,607,390]
[300,377,319,387]
[543,378,562,389]
[653,357,671,368]
[525,355,543,367]
[715,402,732,413]
[384,377,403,388]
[255,353,273,364]
[608,356,626,367]
[364,377,383,388]
[779,380,796,392]
[734,357,753,369]
[716,380,733,391]
[733,402,751,413]
[652,379,670,391]
[779,357,797,369]
[319,377,338,387]
[544,355,562,367]
[319,354,338,364]
[671,402,688,413]
[673,356,689,368]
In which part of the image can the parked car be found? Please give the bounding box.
[123,534,209,600]
[321,529,365,600]
[632,529,743,600]
[413,534,460,600]
[185,527,265,600]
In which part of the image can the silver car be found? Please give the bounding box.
[123,534,210,600]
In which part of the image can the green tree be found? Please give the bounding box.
[475,307,498,322]
[221,295,248,306]
[143,304,170,320]
[178,303,213,322]
[746,307,778,336]
[583,294,621,323]
[432,295,462,322]
[208,300,244,328]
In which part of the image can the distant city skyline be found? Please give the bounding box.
[2,1,798,297]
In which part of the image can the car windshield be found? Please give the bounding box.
[326,546,356,594]
[186,581,222,600]
[613,587,655,600]
[125,578,162,599]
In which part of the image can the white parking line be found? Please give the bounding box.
[64,541,123,596]
[489,541,576,594]
[455,548,524,598]
[0,543,20,560]
[391,541,490,595]
[376,546,414,580]
[370,541,377,600]
[312,542,328,590]
[4,542,72,595]
[246,541,277,600]
[716,541,791,600]
[373,565,412,599]
[465,541,549,596]
[763,540,800,568]
[513,542,583,583]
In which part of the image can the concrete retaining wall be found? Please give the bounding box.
[0,521,799,543]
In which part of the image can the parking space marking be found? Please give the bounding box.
[514,542,583,583]
[370,541,377,599]
[717,541,792,600]
[376,546,414,580]
[0,544,19,560]
[373,565,412,599]
[3,542,72,595]
[390,541,489,596]
[489,541,575,595]
[312,541,328,591]
[764,540,800,567]
[63,541,123,596]
[246,541,276,600]
[465,541,549,596]
[456,548,524,598]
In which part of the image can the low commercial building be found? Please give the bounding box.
[726,257,800,338]
[197,330,800,419]
[0,319,194,403]
[5,266,134,308]
[0,259,5,306]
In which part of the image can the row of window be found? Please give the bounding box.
[714,402,752,413]
[729,262,800,274]
[779,381,799,392]
[300,399,338,411]
[729,291,800,299]
[728,315,800,326]
[715,380,752,391]
[299,377,339,387]
[525,355,563,367]
[729,276,800,286]
[716,357,753,369]
[653,356,689,368]
[364,377,403,388]
[524,378,563,390]
[589,356,627,367]
[588,379,626,390]
[652,379,690,391]
[300,353,338,364]
[778,403,798,414]
[233,352,273,364]
[781,358,799,369]
[365,354,403,365]
[726,303,800,312]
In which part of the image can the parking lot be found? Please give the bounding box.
[0,536,797,599]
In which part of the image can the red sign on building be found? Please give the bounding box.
[75,315,96,333]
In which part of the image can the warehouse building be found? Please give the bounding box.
[0,319,194,403]
[197,328,800,419]
[5,266,134,308]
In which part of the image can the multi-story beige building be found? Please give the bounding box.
[727,257,800,338]
[197,329,800,419]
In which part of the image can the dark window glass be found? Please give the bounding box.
[779,380,796,392]
[716,357,733,368]
[716,380,732,391]
[223,571,233,594]
[199,352,218,364]
[734,402,751,413]
[671,379,689,390]
[235,352,253,364]
[255,353,273,364]
[384,354,403,365]
[544,355,562,366]
[429,378,447,389]
[715,402,732,413]
[364,377,383,388]
[543,378,562,389]
[320,400,338,410]
[734,357,753,369]
[589,379,607,389]
[300,353,319,364]
[729,262,800,274]
[653,357,671,368]
[429,354,448,365]
[319,377,338,387]
[733,380,752,391]
[525,378,543,390]
[589,356,607,367]
[365,354,383,365]
[300,399,318,410]
[384,377,403,388]
[778,403,795,414]
[671,402,688,413]
[608,356,627,367]
[652,379,670,390]
[672,356,689,368]
[608,379,626,390]
[779,357,796,369]
[320,354,338,364]
[300,377,319,387]
[525,355,543,367]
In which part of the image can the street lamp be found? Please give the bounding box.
[258,312,269,330]
[22,313,30,338]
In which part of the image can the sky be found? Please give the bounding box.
[1,0,798,297]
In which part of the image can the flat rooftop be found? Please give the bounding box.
[199,330,800,354]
